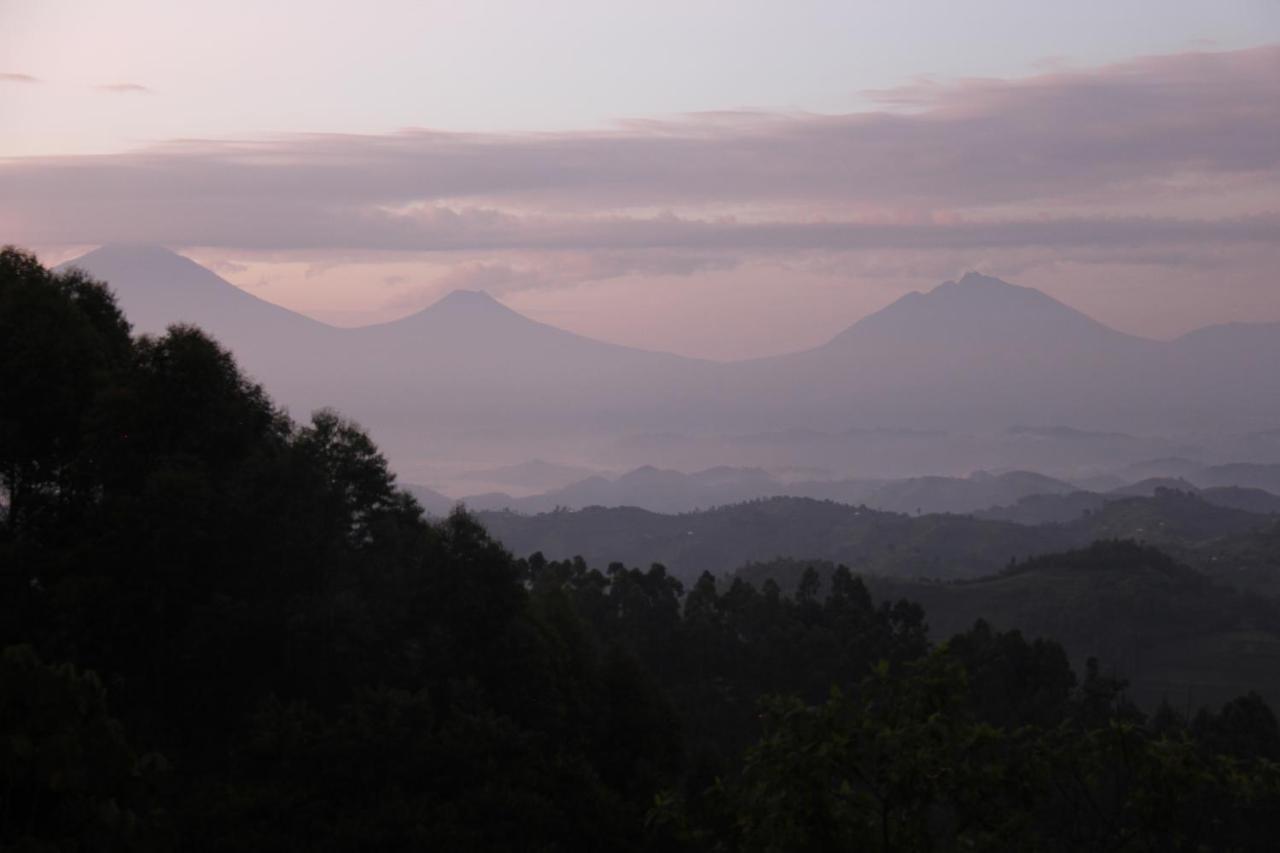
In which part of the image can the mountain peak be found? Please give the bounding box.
[57,243,333,338]
[956,271,1006,287]
[73,243,193,266]
[62,244,216,284]
[419,289,522,319]
[815,270,1140,356]
[371,287,535,334]
[434,288,502,308]
[939,271,1040,298]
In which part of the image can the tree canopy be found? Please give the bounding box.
[4,245,1279,851]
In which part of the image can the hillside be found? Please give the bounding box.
[477,497,1080,583]
[479,490,1278,587]
[462,466,1076,516]
[754,543,1280,711]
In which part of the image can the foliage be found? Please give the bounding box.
[5,246,1280,850]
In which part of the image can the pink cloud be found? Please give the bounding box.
[0,44,1275,261]
[95,82,152,94]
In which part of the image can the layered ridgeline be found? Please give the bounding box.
[8,247,1280,850]
[60,247,1280,478]
[739,542,1280,711]
[446,461,1280,516]
[477,488,1279,585]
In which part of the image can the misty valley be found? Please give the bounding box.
[5,245,1280,851]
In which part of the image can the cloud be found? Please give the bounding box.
[198,257,249,276]
[1,44,1276,257]
[95,83,152,94]
[381,249,741,311]
[1,72,40,84]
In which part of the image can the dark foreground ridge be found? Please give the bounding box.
[6,245,1280,850]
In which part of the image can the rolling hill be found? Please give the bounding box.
[743,542,1280,712]
[477,490,1278,586]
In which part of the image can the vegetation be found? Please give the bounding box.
[5,246,1280,849]
[480,487,1280,592]
[745,542,1280,711]
[477,499,1082,584]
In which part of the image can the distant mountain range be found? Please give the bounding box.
[476,489,1278,585]
[58,244,710,432]
[414,459,1280,521]
[451,466,1079,516]
[59,246,1280,477]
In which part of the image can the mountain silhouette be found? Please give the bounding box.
[723,272,1160,431]
[825,272,1140,354]
[56,248,1280,474]
[57,246,715,461]
[58,245,340,414]
[57,244,331,340]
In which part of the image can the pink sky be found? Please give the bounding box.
[4,36,1279,359]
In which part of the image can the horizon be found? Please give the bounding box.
[38,238,1280,497]
[3,2,1278,358]
[47,242,1275,361]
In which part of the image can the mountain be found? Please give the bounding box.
[1200,486,1280,516]
[976,492,1111,525]
[726,272,1280,434]
[1192,463,1280,494]
[822,272,1139,358]
[402,483,458,517]
[462,465,790,514]
[56,246,716,474]
[460,466,1077,516]
[56,249,1280,474]
[1109,477,1201,497]
[722,272,1160,431]
[57,245,342,417]
[57,245,328,340]
[476,490,1278,586]
[980,483,1280,526]
[328,288,713,433]
[862,470,1075,515]
[1162,322,1280,433]
[476,497,1077,583]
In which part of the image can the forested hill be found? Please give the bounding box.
[740,542,1280,711]
[476,489,1278,584]
[478,499,1076,582]
[6,245,1280,851]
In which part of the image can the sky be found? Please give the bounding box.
[3,1,1279,359]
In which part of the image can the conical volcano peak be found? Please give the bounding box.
[415,289,523,320]
[54,242,332,338]
[433,289,504,309]
[927,271,1064,310]
[939,271,1034,296]
[70,244,197,270]
[956,271,1009,287]
[373,287,539,335]
[819,269,1139,353]
[84,242,181,258]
